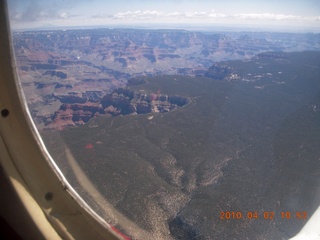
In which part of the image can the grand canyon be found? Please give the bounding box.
[13,29,319,130]
[13,28,320,239]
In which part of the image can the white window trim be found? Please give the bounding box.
[0,2,122,239]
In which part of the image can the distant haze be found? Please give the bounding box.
[7,0,320,32]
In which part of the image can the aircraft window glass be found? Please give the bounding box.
[7,0,320,239]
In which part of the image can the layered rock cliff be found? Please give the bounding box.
[45,88,190,130]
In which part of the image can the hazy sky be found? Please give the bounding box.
[7,0,320,32]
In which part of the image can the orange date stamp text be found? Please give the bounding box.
[220,211,307,220]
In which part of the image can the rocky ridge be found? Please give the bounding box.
[45,88,190,130]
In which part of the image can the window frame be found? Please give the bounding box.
[0,2,122,239]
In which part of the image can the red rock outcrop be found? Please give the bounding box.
[45,88,190,130]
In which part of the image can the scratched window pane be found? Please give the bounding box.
[8,0,320,239]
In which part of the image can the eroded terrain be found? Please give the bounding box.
[39,51,320,239]
[13,29,320,130]
[13,28,320,239]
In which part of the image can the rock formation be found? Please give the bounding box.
[45,88,190,130]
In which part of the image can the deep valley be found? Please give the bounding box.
[12,28,320,239]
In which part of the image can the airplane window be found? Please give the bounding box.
[7,0,320,239]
